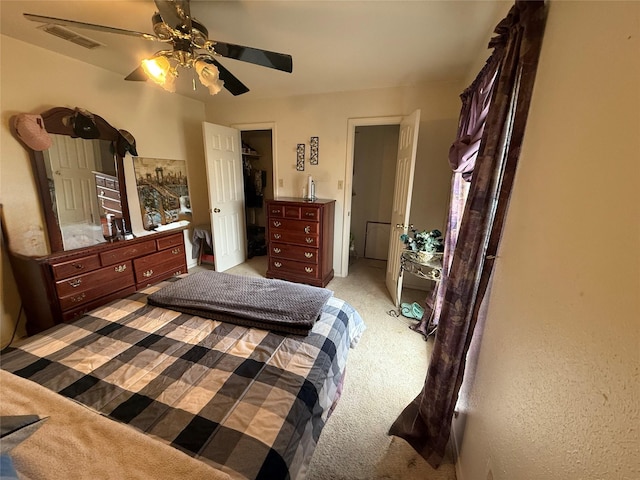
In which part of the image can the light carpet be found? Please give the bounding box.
[215,256,457,480]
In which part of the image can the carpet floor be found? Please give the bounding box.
[206,255,458,480]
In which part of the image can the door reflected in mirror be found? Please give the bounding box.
[44,134,121,250]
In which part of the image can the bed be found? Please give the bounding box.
[0,273,366,480]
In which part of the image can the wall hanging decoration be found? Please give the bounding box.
[310,136,319,165]
[296,143,305,171]
[133,157,192,230]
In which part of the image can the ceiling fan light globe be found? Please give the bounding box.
[141,56,172,86]
[195,59,223,95]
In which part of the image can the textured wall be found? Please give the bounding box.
[456,2,640,479]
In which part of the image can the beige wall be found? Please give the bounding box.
[204,82,460,276]
[456,2,640,479]
[0,35,206,344]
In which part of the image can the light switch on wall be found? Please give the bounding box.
[338,180,344,190]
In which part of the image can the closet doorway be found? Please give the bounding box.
[236,123,277,260]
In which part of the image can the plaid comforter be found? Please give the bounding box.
[1,278,366,480]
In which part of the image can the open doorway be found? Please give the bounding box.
[239,128,274,260]
[350,125,400,263]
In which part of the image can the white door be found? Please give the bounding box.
[46,136,100,226]
[202,122,246,271]
[385,109,421,306]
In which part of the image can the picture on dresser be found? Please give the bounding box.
[133,157,192,230]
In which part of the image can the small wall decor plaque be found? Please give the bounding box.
[296,143,305,171]
[310,136,319,165]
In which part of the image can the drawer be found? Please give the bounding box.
[269,231,318,247]
[156,233,184,250]
[60,269,134,311]
[268,204,284,217]
[135,258,187,289]
[99,197,122,213]
[100,239,156,266]
[55,261,134,298]
[97,186,120,201]
[283,205,301,219]
[301,207,320,221]
[61,285,137,323]
[269,218,318,234]
[134,245,185,273]
[269,242,319,264]
[269,258,319,279]
[95,175,119,190]
[51,254,101,280]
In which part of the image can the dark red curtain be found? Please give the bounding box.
[390,0,548,466]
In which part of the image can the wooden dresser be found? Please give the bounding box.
[10,230,188,335]
[265,198,335,287]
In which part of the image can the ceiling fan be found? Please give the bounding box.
[24,0,293,96]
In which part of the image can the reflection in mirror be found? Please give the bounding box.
[43,135,121,250]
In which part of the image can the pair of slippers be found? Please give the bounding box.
[400,302,424,320]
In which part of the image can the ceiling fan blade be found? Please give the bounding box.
[212,41,293,73]
[205,58,250,96]
[125,66,148,81]
[24,13,158,40]
[154,0,190,29]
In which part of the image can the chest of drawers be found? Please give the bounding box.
[10,231,188,335]
[265,198,335,287]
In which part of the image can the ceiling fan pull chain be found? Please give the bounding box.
[192,77,197,91]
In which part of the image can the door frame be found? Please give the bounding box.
[341,116,403,276]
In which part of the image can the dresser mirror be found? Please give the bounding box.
[26,107,132,253]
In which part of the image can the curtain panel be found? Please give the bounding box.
[412,46,501,338]
[390,0,548,467]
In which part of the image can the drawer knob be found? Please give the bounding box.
[305,238,314,244]
[273,221,282,227]
[274,262,282,268]
[171,248,180,255]
[143,269,154,277]
[274,234,281,239]
[68,278,82,288]
[73,263,83,269]
[71,292,86,303]
[304,226,311,234]
[114,264,127,273]
[305,267,314,273]
[273,248,281,254]
[305,252,314,258]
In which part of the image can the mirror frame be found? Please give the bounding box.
[28,107,132,253]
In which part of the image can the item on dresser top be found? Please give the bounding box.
[147,270,332,335]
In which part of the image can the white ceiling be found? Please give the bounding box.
[0,0,507,102]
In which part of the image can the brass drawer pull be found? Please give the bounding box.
[174,270,182,276]
[274,262,282,268]
[273,248,281,254]
[114,264,127,273]
[143,269,154,277]
[273,221,282,227]
[271,209,281,214]
[304,226,311,234]
[305,238,314,244]
[73,263,83,269]
[305,212,315,217]
[171,248,181,255]
[71,293,86,303]
[68,278,82,288]
[305,252,314,258]
[305,267,314,273]
[274,234,281,239]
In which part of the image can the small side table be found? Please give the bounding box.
[399,250,443,337]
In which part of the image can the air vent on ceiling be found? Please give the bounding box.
[38,24,103,49]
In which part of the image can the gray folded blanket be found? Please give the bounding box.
[147,271,333,335]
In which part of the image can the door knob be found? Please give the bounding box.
[213,208,221,213]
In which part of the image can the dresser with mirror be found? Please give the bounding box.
[9,107,188,335]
